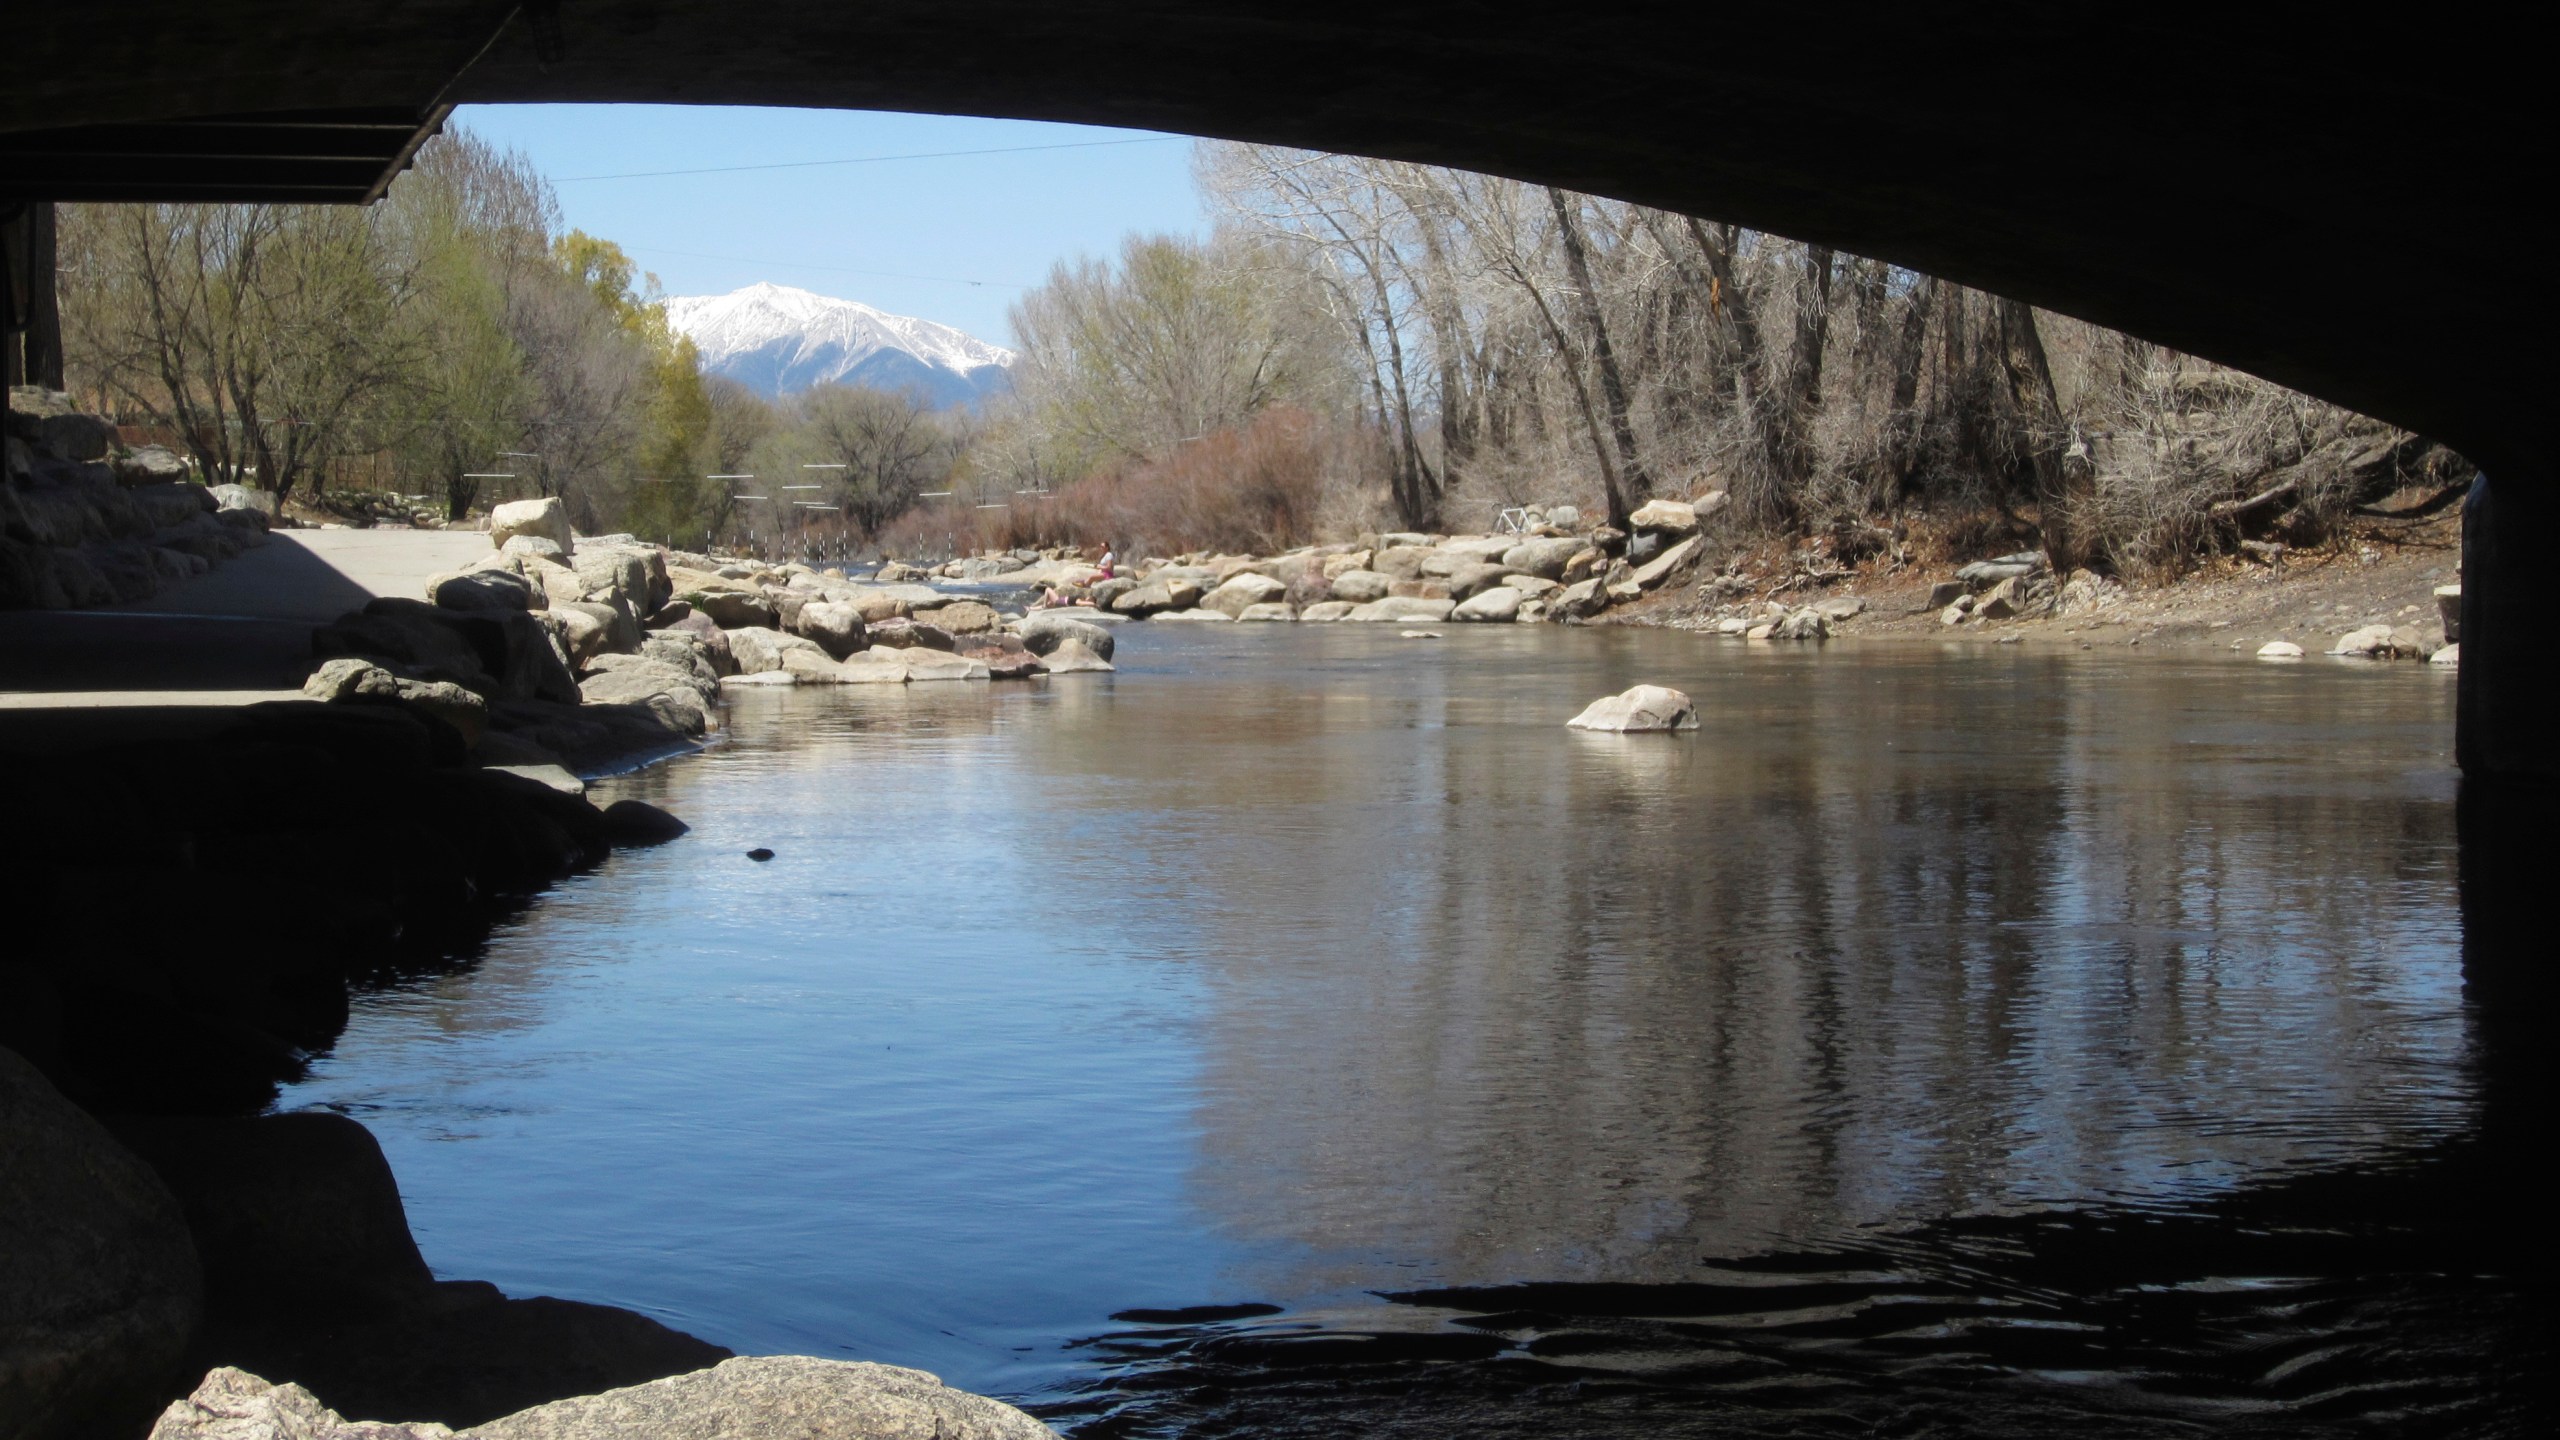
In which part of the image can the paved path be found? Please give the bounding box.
[0,528,490,707]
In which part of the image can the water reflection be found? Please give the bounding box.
[285,627,2507,1434]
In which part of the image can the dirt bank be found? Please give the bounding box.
[1613,504,2462,658]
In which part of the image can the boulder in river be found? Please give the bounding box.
[1446,562,1513,600]
[1298,600,1355,622]
[1111,578,1202,617]
[1018,612,1115,661]
[2258,640,2305,659]
[1235,602,1295,622]
[932,599,1003,634]
[1037,638,1115,673]
[1566,684,1700,732]
[2430,642,2460,667]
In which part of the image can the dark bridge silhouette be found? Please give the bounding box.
[3,2,2548,777]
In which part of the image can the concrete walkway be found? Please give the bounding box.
[0,528,489,707]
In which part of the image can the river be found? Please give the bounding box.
[277,624,2540,1437]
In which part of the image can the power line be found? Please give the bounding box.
[552,135,1181,183]
[621,243,1030,290]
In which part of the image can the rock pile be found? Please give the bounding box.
[943,490,1723,631]
[2,387,272,610]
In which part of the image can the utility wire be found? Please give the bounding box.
[621,244,1030,289]
[552,135,1181,183]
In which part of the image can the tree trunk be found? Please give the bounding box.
[24,203,63,390]
[1878,272,1937,498]
[1547,188,1650,509]
[1992,297,2100,573]
[1769,242,1834,494]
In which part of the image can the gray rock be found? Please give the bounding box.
[1499,537,1585,580]
[687,589,776,630]
[1956,552,2047,588]
[433,570,537,612]
[932,599,1004,634]
[1202,572,1288,616]
[39,411,115,461]
[209,483,276,517]
[725,627,828,677]
[113,446,193,486]
[602,800,688,844]
[1110,578,1202,617]
[487,764,586,796]
[1327,569,1391,603]
[1235,602,1296,622]
[467,1355,1055,1440]
[1038,638,1115,673]
[1771,607,1830,641]
[1566,684,1700,732]
[1627,498,1698,535]
[866,618,955,653]
[3,1047,203,1440]
[793,600,869,659]
[1297,600,1355,622]
[1926,579,1967,609]
[1018,611,1115,660]
[147,1367,452,1440]
[489,498,573,557]
[1451,585,1523,622]
[585,652,717,707]
[578,670,711,735]
[1445,562,1513,600]
[1813,595,1866,621]
[1626,535,1700,590]
[1344,596,1457,623]
[502,535,569,563]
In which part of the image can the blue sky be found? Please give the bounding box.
[450,105,1210,346]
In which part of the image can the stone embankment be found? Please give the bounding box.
[2,389,274,611]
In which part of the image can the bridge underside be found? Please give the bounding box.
[3,2,2550,776]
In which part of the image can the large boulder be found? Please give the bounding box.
[1626,535,1701,590]
[1499,537,1585,580]
[1298,600,1355,622]
[207,484,275,517]
[2,1046,203,1440]
[726,627,830,677]
[578,667,712,734]
[881,648,992,682]
[470,1355,1054,1440]
[1446,562,1513,600]
[792,601,869,659]
[488,498,572,557]
[1344,596,1456,623]
[1018,612,1115,661]
[865,618,955,652]
[1328,570,1391,603]
[1627,498,1698,535]
[931,599,1003,634]
[687,589,775,630]
[1371,545,1432,581]
[1235,602,1295,622]
[1566,684,1700,732]
[430,570,536,613]
[836,590,910,624]
[1110,578,1201,617]
[1451,586,1523,623]
[584,653,717,708]
[302,659,489,746]
[1038,638,1115,672]
[1202,572,1288,617]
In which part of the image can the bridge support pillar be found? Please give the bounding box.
[2456,473,2559,784]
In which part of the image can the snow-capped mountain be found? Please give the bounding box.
[663,282,1014,409]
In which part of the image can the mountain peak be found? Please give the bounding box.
[664,284,1014,406]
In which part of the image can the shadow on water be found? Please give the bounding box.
[282,627,2548,1437]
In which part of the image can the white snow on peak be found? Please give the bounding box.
[662,282,1014,405]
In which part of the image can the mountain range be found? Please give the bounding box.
[662,282,1015,409]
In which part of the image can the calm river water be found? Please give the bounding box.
[281,625,2544,1437]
